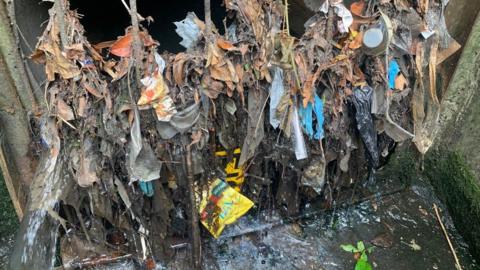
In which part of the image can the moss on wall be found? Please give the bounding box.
[423,150,480,260]
[0,173,18,238]
[380,148,419,186]
[379,146,480,260]
[382,147,480,261]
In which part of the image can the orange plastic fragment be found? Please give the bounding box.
[110,33,133,57]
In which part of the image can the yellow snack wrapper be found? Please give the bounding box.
[215,148,245,191]
[199,179,254,238]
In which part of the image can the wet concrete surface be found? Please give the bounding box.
[2,177,478,269]
[167,177,478,270]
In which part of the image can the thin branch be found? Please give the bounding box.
[58,115,77,130]
[433,204,463,270]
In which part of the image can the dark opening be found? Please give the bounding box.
[70,0,226,53]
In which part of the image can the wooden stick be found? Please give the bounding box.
[66,254,133,268]
[433,204,463,270]
[128,0,143,85]
[284,0,290,36]
[54,0,68,49]
[120,0,145,21]
[204,0,212,38]
[0,134,23,219]
[186,144,201,269]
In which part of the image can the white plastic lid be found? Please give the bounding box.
[363,28,384,48]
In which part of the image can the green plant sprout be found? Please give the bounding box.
[341,241,375,270]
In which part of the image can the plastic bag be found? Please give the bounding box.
[199,179,254,238]
[352,85,379,181]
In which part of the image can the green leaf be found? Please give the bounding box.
[360,251,368,261]
[367,246,375,253]
[355,259,373,270]
[357,241,365,252]
[341,244,358,253]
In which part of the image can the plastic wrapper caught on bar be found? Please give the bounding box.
[352,85,379,180]
[174,12,202,49]
[269,67,285,129]
[291,105,308,160]
[199,179,254,238]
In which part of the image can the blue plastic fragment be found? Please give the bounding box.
[298,93,324,140]
[313,94,324,140]
[388,60,400,89]
[139,181,154,197]
[299,100,313,138]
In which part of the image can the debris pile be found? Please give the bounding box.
[24,0,459,268]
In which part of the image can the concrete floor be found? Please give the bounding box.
[166,177,478,269]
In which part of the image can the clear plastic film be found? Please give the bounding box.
[291,105,308,160]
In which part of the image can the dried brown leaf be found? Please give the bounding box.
[93,40,116,51]
[436,39,461,65]
[78,97,87,117]
[189,130,203,147]
[350,1,366,16]
[217,38,237,51]
[302,68,322,107]
[57,99,75,121]
[201,75,224,99]
[348,32,363,49]
[173,53,187,86]
[394,73,408,90]
[77,138,98,187]
[41,43,81,81]
[82,81,103,98]
[65,43,84,60]
[239,43,249,56]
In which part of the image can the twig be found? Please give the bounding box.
[75,206,91,244]
[66,254,133,268]
[15,24,34,53]
[433,204,463,270]
[253,90,270,136]
[282,0,302,91]
[58,115,77,130]
[244,173,271,184]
